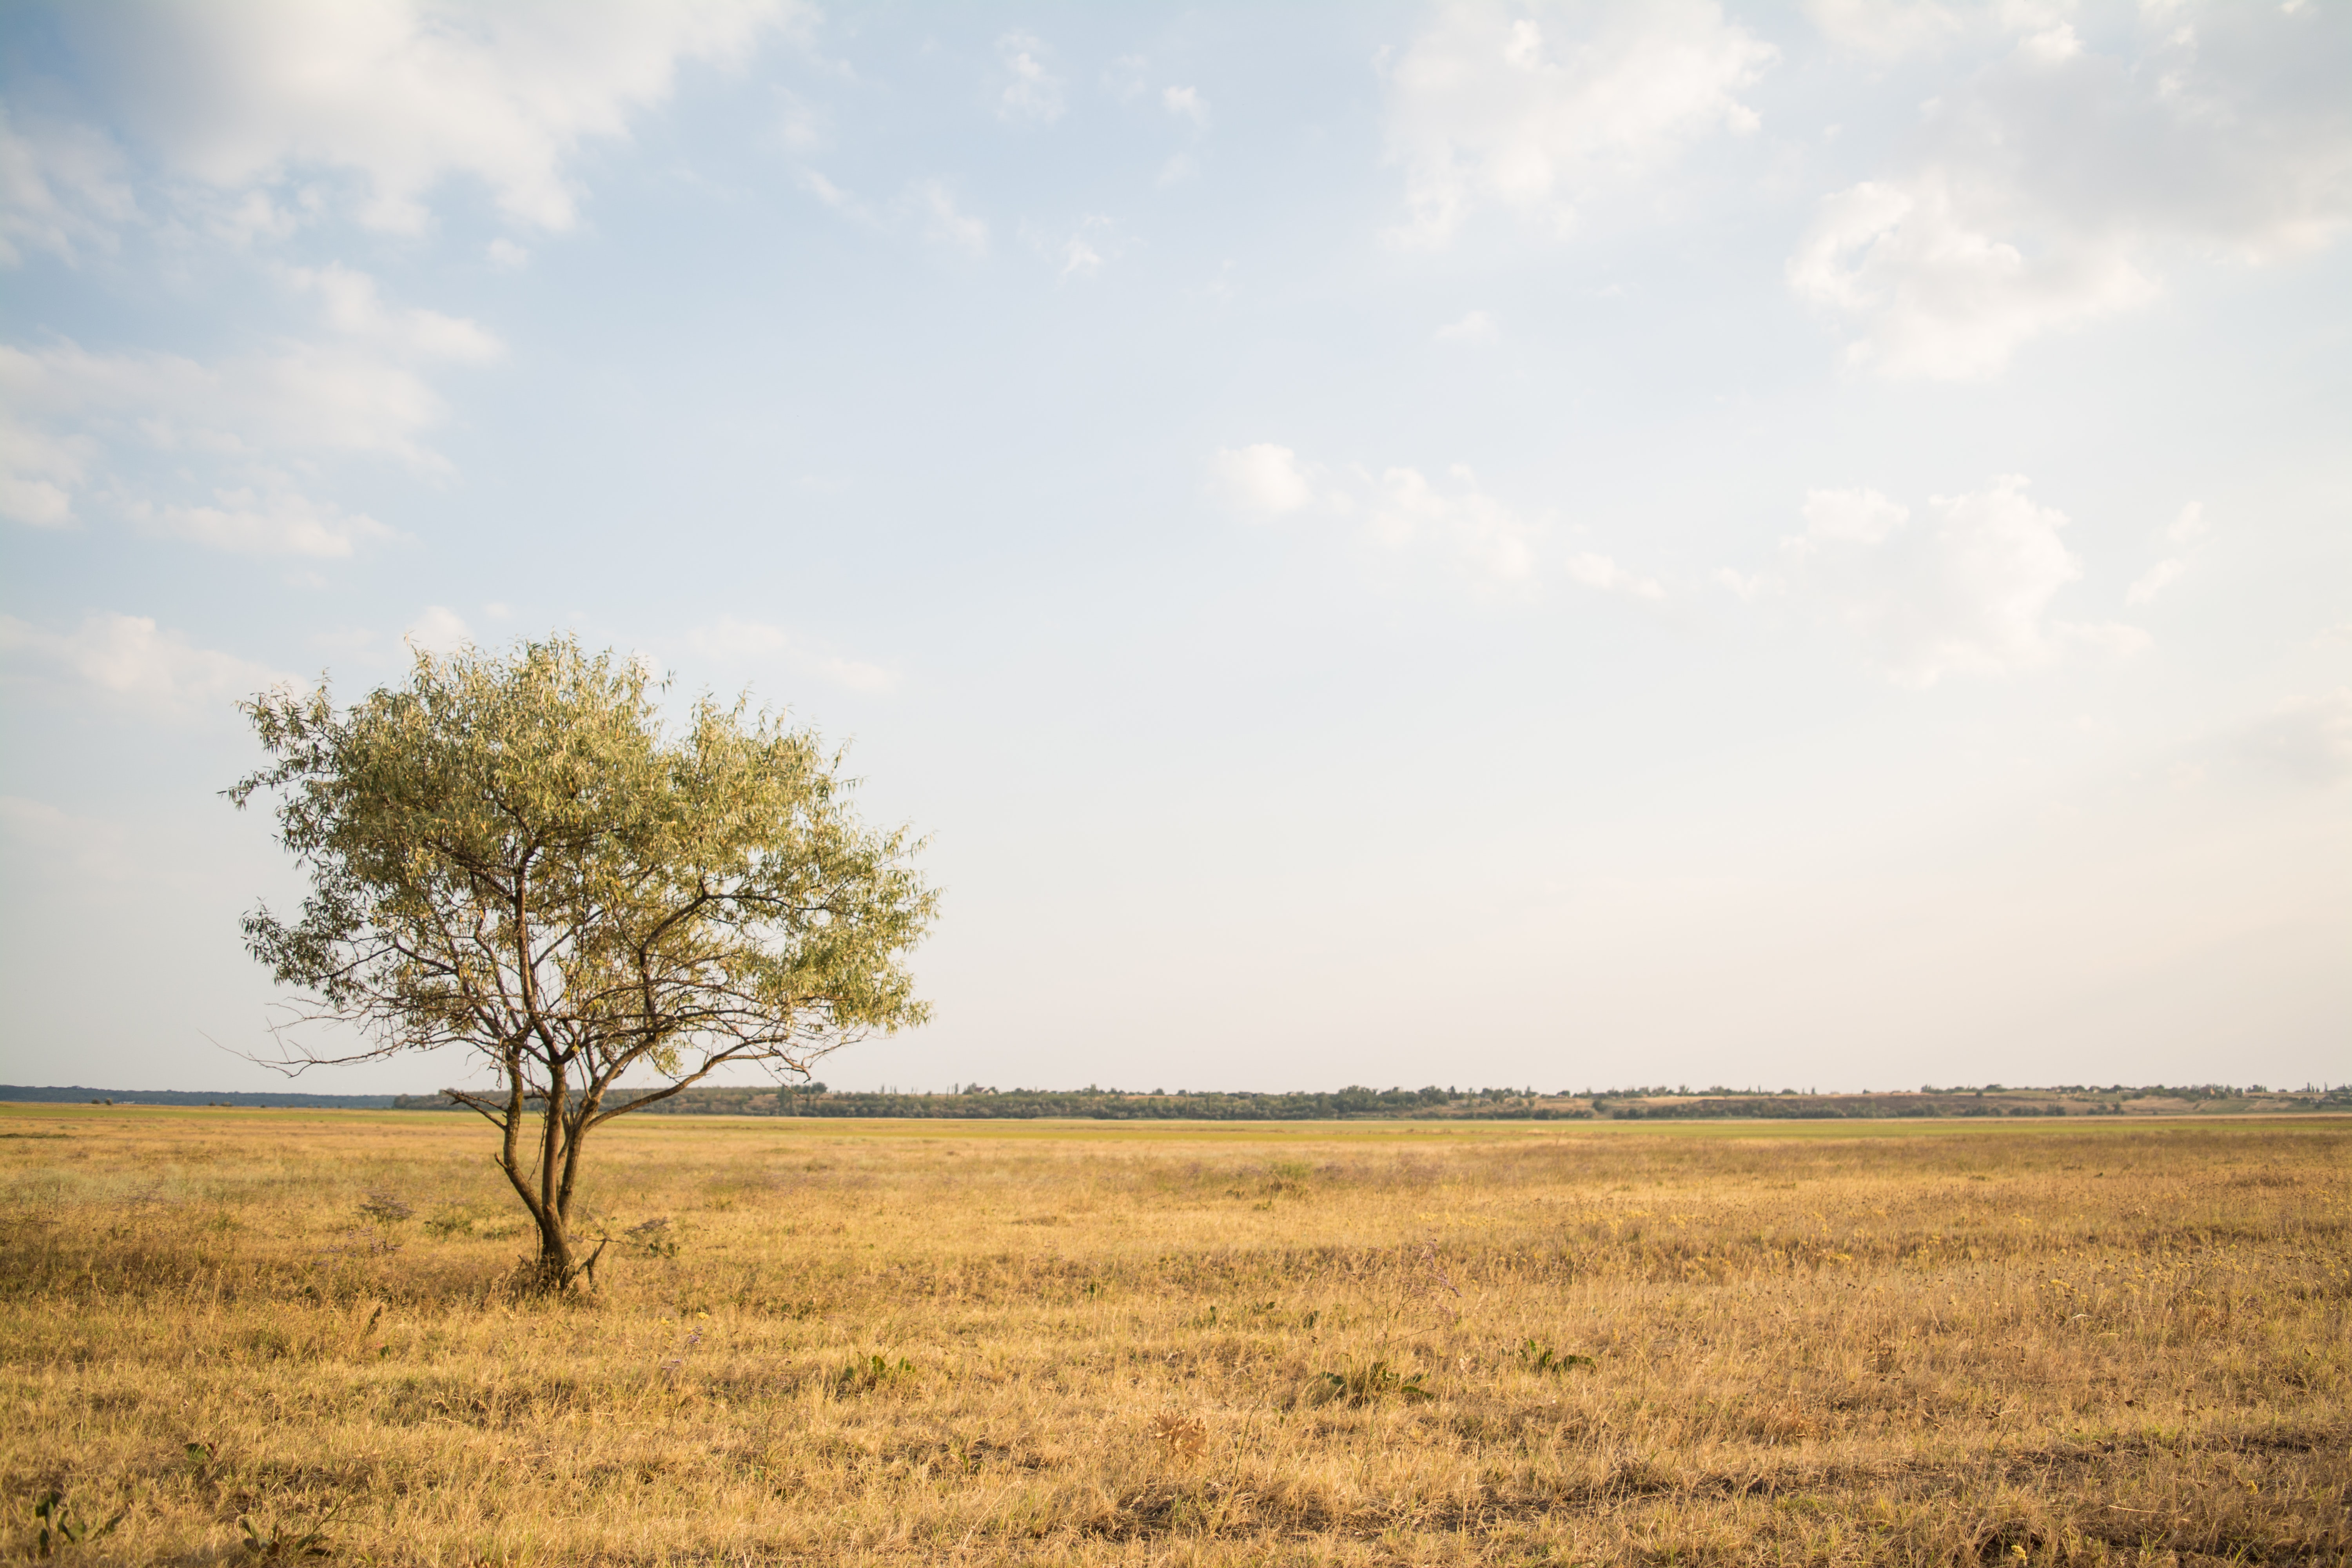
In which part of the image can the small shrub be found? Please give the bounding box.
[32,1490,123,1558]
[355,1192,413,1226]
[1319,1359,1430,1406]
[1147,1412,1207,1456]
[1522,1339,1596,1374]
[1262,1160,1314,1197]
[836,1353,915,1393]
[239,1505,336,1561]
[245,1325,296,1361]
[627,1216,678,1258]
[422,1209,474,1240]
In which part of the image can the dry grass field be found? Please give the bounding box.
[1,1104,2345,1566]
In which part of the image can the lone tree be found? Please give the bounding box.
[230,635,936,1289]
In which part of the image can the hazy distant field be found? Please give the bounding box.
[2,1105,2345,1565]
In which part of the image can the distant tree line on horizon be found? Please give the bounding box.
[7,1081,2340,1114]
[359,1080,2352,1120]
[768,1083,1584,1121]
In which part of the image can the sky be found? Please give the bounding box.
[1,0,2346,1098]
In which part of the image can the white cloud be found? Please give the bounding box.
[1103,56,1151,105]
[1036,215,1118,280]
[54,0,806,235]
[1788,174,2158,378]
[1,265,497,543]
[1789,486,1909,553]
[996,32,1065,124]
[1434,309,1499,343]
[2239,690,2352,785]
[1563,550,1665,601]
[691,617,792,660]
[1714,566,1773,601]
[0,796,136,883]
[915,180,988,258]
[4,335,450,470]
[1163,86,1208,129]
[0,104,139,266]
[773,89,828,155]
[816,655,895,694]
[1806,2,2171,67]
[0,610,288,719]
[2013,21,2083,67]
[283,263,505,363]
[1213,444,1654,596]
[1803,0,1964,60]
[1775,475,2147,684]
[795,168,875,224]
[1889,479,2097,679]
[2123,501,2211,605]
[403,605,472,654]
[127,480,397,559]
[0,415,93,528]
[1789,7,2352,377]
[688,616,898,693]
[2125,559,2185,607]
[485,237,530,270]
[1210,444,1316,515]
[803,173,1013,265]
[0,473,74,528]
[1372,466,1544,584]
[1384,0,1775,246]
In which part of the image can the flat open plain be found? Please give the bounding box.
[1,1104,2345,1564]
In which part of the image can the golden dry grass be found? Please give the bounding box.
[2,1104,2346,1565]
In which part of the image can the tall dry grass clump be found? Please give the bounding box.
[1,1106,2345,1564]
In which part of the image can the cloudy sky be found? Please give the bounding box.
[2,0,2346,1096]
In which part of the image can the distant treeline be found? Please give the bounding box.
[371,1082,2350,1120]
[0,1085,400,1108]
[387,1083,1595,1121]
[11,1081,2343,1119]
[769,1085,1600,1121]
[1600,1094,2074,1120]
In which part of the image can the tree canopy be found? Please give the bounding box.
[229,634,936,1286]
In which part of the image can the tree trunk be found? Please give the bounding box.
[492,1083,592,1293]
[534,1210,576,1289]
[519,1093,607,1292]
